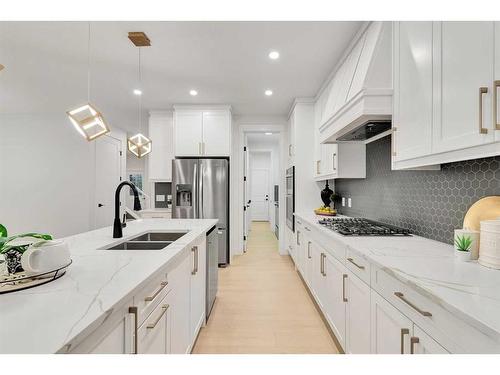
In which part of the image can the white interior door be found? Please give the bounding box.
[95,136,122,229]
[250,168,269,221]
[243,145,250,251]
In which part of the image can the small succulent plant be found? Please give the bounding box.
[454,235,472,252]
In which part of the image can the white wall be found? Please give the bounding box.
[0,113,127,238]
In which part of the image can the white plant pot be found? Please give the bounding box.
[455,249,471,262]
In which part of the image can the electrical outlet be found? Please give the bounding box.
[348,197,352,208]
[342,197,346,207]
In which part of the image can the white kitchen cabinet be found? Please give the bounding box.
[323,252,347,349]
[137,292,173,354]
[371,290,412,354]
[393,22,433,162]
[202,111,231,156]
[433,22,495,153]
[174,107,231,157]
[411,325,449,354]
[313,142,366,180]
[148,111,174,181]
[393,21,500,170]
[174,110,203,157]
[169,252,191,354]
[189,236,207,345]
[345,270,371,354]
[69,300,134,354]
[495,22,500,141]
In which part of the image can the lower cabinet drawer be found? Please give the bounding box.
[372,266,500,353]
[134,272,171,326]
[137,292,172,354]
[346,247,371,285]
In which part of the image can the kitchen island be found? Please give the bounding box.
[293,212,500,353]
[0,218,217,354]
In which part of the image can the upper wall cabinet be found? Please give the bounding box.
[148,111,174,181]
[318,22,393,143]
[393,22,500,170]
[174,106,231,157]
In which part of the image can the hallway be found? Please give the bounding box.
[193,221,339,354]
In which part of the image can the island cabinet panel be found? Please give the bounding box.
[411,325,448,354]
[189,235,207,347]
[169,252,192,354]
[69,299,134,354]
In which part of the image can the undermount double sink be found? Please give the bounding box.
[101,231,188,251]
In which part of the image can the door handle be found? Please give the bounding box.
[342,274,348,302]
[479,87,489,134]
[394,292,432,317]
[146,304,170,330]
[347,257,365,270]
[307,241,311,259]
[400,328,410,354]
[494,80,500,130]
[128,306,138,354]
[144,281,168,302]
[192,246,198,275]
[322,253,327,277]
[410,336,419,354]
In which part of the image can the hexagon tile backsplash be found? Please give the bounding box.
[335,136,500,244]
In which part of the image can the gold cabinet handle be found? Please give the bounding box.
[347,257,365,270]
[316,160,321,175]
[297,220,302,225]
[319,253,324,275]
[479,87,489,134]
[332,153,337,171]
[410,336,419,354]
[296,231,300,246]
[305,226,311,232]
[394,292,432,317]
[342,274,348,302]
[146,304,170,329]
[494,80,500,130]
[307,241,312,259]
[128,306,138,354]
[191,246,198,275]
[400,328,410,354]
[392,127,397,157]
[144,281,168,302]
[322,253,327,277]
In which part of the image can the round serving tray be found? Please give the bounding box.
[0,260,72,294]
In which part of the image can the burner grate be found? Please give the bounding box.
[318,217,411,236]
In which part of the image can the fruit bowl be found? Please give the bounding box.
[314,207,337,216]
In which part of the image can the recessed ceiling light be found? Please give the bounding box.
[190,90,198,96]
[265,132,273,135]
[265,90,273,96]
[133,89,142,96]
[268,51,280,60]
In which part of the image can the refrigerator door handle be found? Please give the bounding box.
[199,161,204,218]
[193,162,198,218]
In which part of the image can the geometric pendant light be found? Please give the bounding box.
[67,22,110,141]
[128,34,152,158]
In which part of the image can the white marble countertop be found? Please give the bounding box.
[0,218,217,354]
[295,212,500,344]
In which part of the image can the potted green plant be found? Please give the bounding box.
[0,225,52,274]
[454,234,472,262]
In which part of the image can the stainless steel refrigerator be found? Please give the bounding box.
[172,158,229,265]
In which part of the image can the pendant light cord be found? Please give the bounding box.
[87,22,91,103]
[138,47,142,133]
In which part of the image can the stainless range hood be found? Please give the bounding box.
[337,121,392,142]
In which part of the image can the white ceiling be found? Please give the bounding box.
[0,21,362,132]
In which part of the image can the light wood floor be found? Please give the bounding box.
[192,221,339,354]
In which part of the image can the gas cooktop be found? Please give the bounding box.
[318,217,411,236]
